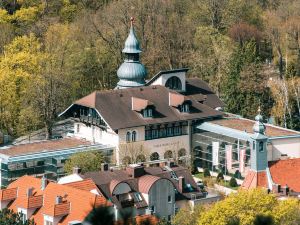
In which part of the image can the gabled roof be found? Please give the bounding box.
[241,170,267,190]
[269,158,300,192]
[62,85,223,131]
[6,176,111,225]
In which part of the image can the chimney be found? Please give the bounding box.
[282,185,289,196]
[272,184,280,193]
[101,163,109,171]
[41,175,48,190]
[126,165,144,178]
[178,176,185,193]
[56,196,63,204]
[72,166,81,174]
[27,187,33,197]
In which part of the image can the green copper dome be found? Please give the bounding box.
[253,107,265,134]
[122,26,142,54]
[117,18,147,89]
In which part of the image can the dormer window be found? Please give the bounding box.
[143,108,153,118]
[180,103,190,113]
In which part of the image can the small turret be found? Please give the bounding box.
[253,107,266,135]
[250,107,268,172]
[116,17,147,89]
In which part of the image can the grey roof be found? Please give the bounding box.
[62,84,223,131]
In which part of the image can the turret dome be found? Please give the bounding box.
[253,107,265,134]
[116,17,147,89]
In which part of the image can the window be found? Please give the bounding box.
[76,124,80,133]
[151,129,158,139]
[168,195,172,203]
[259,141,264,152]
[126,132,131,143]
[132,131,137,142]
[174,126,181,135]
[143,108,153,118]
[45,221,53,225]
[134,192,143,202]
[165,76,182,90]
[180,103,190,113]
[145,129,151,140]
[167,127,173,136]
[150,206,156,213]
[168,215,172,221]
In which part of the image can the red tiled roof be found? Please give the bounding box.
[43,202,70,217]
[269,158,300,192]
[0,188,18,201]
[135,215,159,225]
[2,138,91,156]
[131,97,153,111]
[241,170,267,190]
[5,176,111,225]
[63,178,101,194]
[138,175,161,193]
[210,118,300,137]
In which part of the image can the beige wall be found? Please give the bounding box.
[268,137,300,161]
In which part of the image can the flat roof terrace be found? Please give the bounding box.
[0,138,113,163]
[209,117,300,138]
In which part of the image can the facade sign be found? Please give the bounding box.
[239,148,246,173]
[212,142,219,166]
[225,145,232,170]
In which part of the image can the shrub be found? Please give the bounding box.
[203,168,211,177]
[217,172,224,182]
[234,170,242,179]
[229,177,238,187]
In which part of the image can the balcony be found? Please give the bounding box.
[79,115,107,129]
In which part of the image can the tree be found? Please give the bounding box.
[229,177,238,187]
[217,172,224,182]
[204,168,211,177]
[119,142,149,165]
[0,208,35,225]
[172,205,204,225]
[64,151,105,174]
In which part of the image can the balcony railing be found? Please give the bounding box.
[79,115,107,129]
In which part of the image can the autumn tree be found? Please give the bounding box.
[64,151,105,174]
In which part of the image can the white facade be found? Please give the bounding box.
[150,71,186,92]
[268,137,300,161]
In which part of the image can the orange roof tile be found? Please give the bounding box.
[269,158,300,192]
[242,170,267,190]
[0,188,18,201]
[63,178,101,193]
[5,176,111,225]
[135,215,159,225]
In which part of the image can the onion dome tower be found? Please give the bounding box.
[250,107,268,172]
[117,17,147,89]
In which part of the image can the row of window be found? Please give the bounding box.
[145,125,184,140]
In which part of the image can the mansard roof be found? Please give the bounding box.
[62,79,224,131]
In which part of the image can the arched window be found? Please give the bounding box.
[150,152,160,161]
[136,154,146,163]
[165,76,182,90]
[164,150,173,159]
[132,131,137,142]
[178,148,186,158]
[126,132,131,143]
[259,141,264,152]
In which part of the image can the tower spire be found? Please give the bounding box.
[116,17,147,89]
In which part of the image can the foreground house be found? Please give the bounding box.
[59,163,216,221]
[0,175,111,225]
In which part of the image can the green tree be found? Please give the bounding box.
[172,205,203,225]
[64,151,105,174]
[0,208,35,225]
[229,177,238,187]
